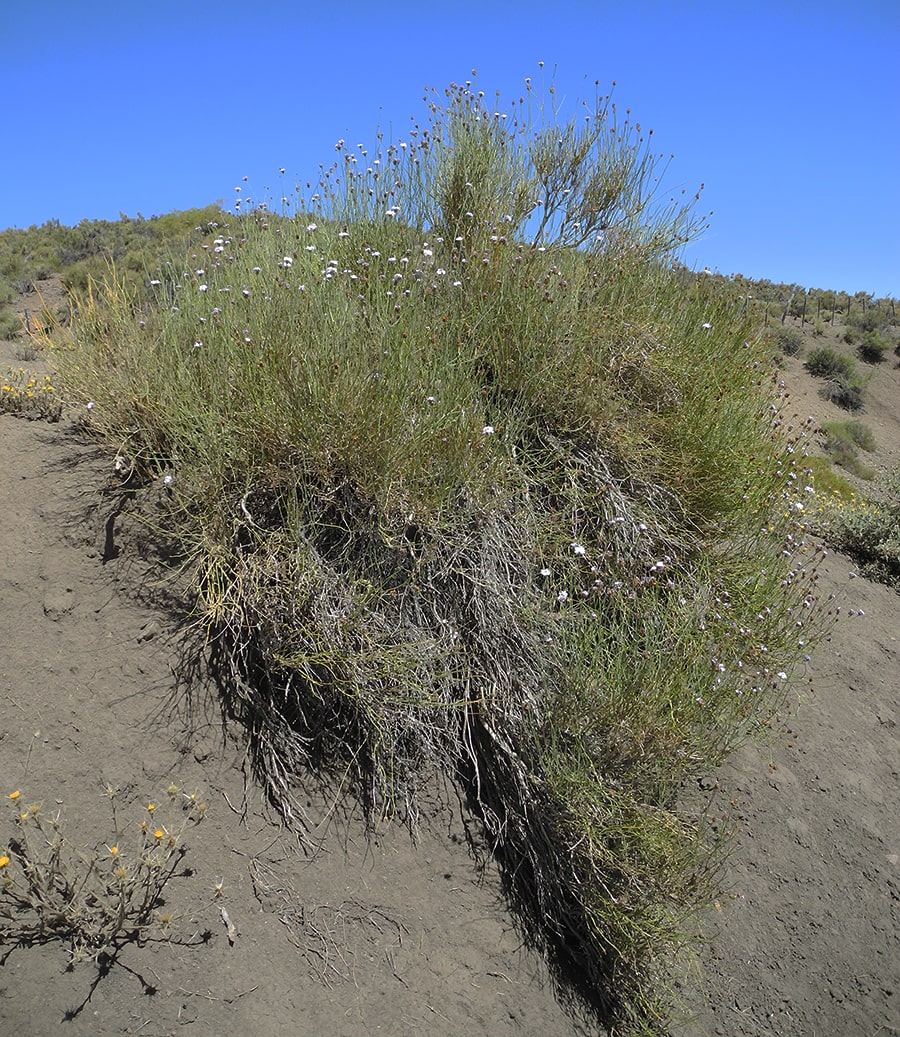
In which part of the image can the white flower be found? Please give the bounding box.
[701,322,712,329]
[776,671,787,680]
[306,222,317,232]
[163,474,174,485]
[539,568,552,577]
[282,256,293,268]
[482,425,494,435]
[557,590,569,603]
[150,279,161,286]
[86,401,95,410]
[198,284,208,292]
[571,543,586,556]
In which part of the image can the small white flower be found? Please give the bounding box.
[198,284,208,292]
[571,543,586,556]
[701,322,712,329]
[539,568,552,577]
[150,279,161,286]
[163,474,174,485]
[307,222,317,232]
[776,671,788,680]
[557,590,569,603]
[282,256,293,268]
[86,401,95,410]
[482,425,494,435]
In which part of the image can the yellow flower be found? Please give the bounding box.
[8,791,20,801]
[109,845,119,856]
[147,803,156,813]
[154,829,165,840]
[0,855,10,868]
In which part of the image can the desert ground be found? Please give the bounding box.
[0,296,898,1035]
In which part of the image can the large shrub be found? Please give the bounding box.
[49,76,822,1034]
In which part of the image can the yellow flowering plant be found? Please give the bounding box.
[0,785,206,963]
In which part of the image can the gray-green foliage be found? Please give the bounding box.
[51,76,823,1035]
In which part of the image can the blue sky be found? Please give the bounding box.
[3,1,897,297]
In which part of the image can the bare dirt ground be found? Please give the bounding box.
[0,309,898,1036]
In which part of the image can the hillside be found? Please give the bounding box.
[1,207,898,1035]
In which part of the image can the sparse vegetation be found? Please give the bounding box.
[805,468,900,588]
[0,368,62,421]
[0,206,225,342]
[842,310,894,364]
[767,325,803,356]
[0,784,206,964]
[820,419,876,479]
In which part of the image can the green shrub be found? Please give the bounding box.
[768,325,803,356]
[51,75,823,1034]
[831,419,876,452]
[857,329,891,363]
[805,345,856,379]
[806,468,900,587]
[0,313,20,340]
[820,431,875,479]
[818,375,866,411]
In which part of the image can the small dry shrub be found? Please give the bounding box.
[0,784,205,963]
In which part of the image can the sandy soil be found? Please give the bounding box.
[0,311,898,1035]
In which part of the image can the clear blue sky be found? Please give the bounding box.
[3,0,897,297]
